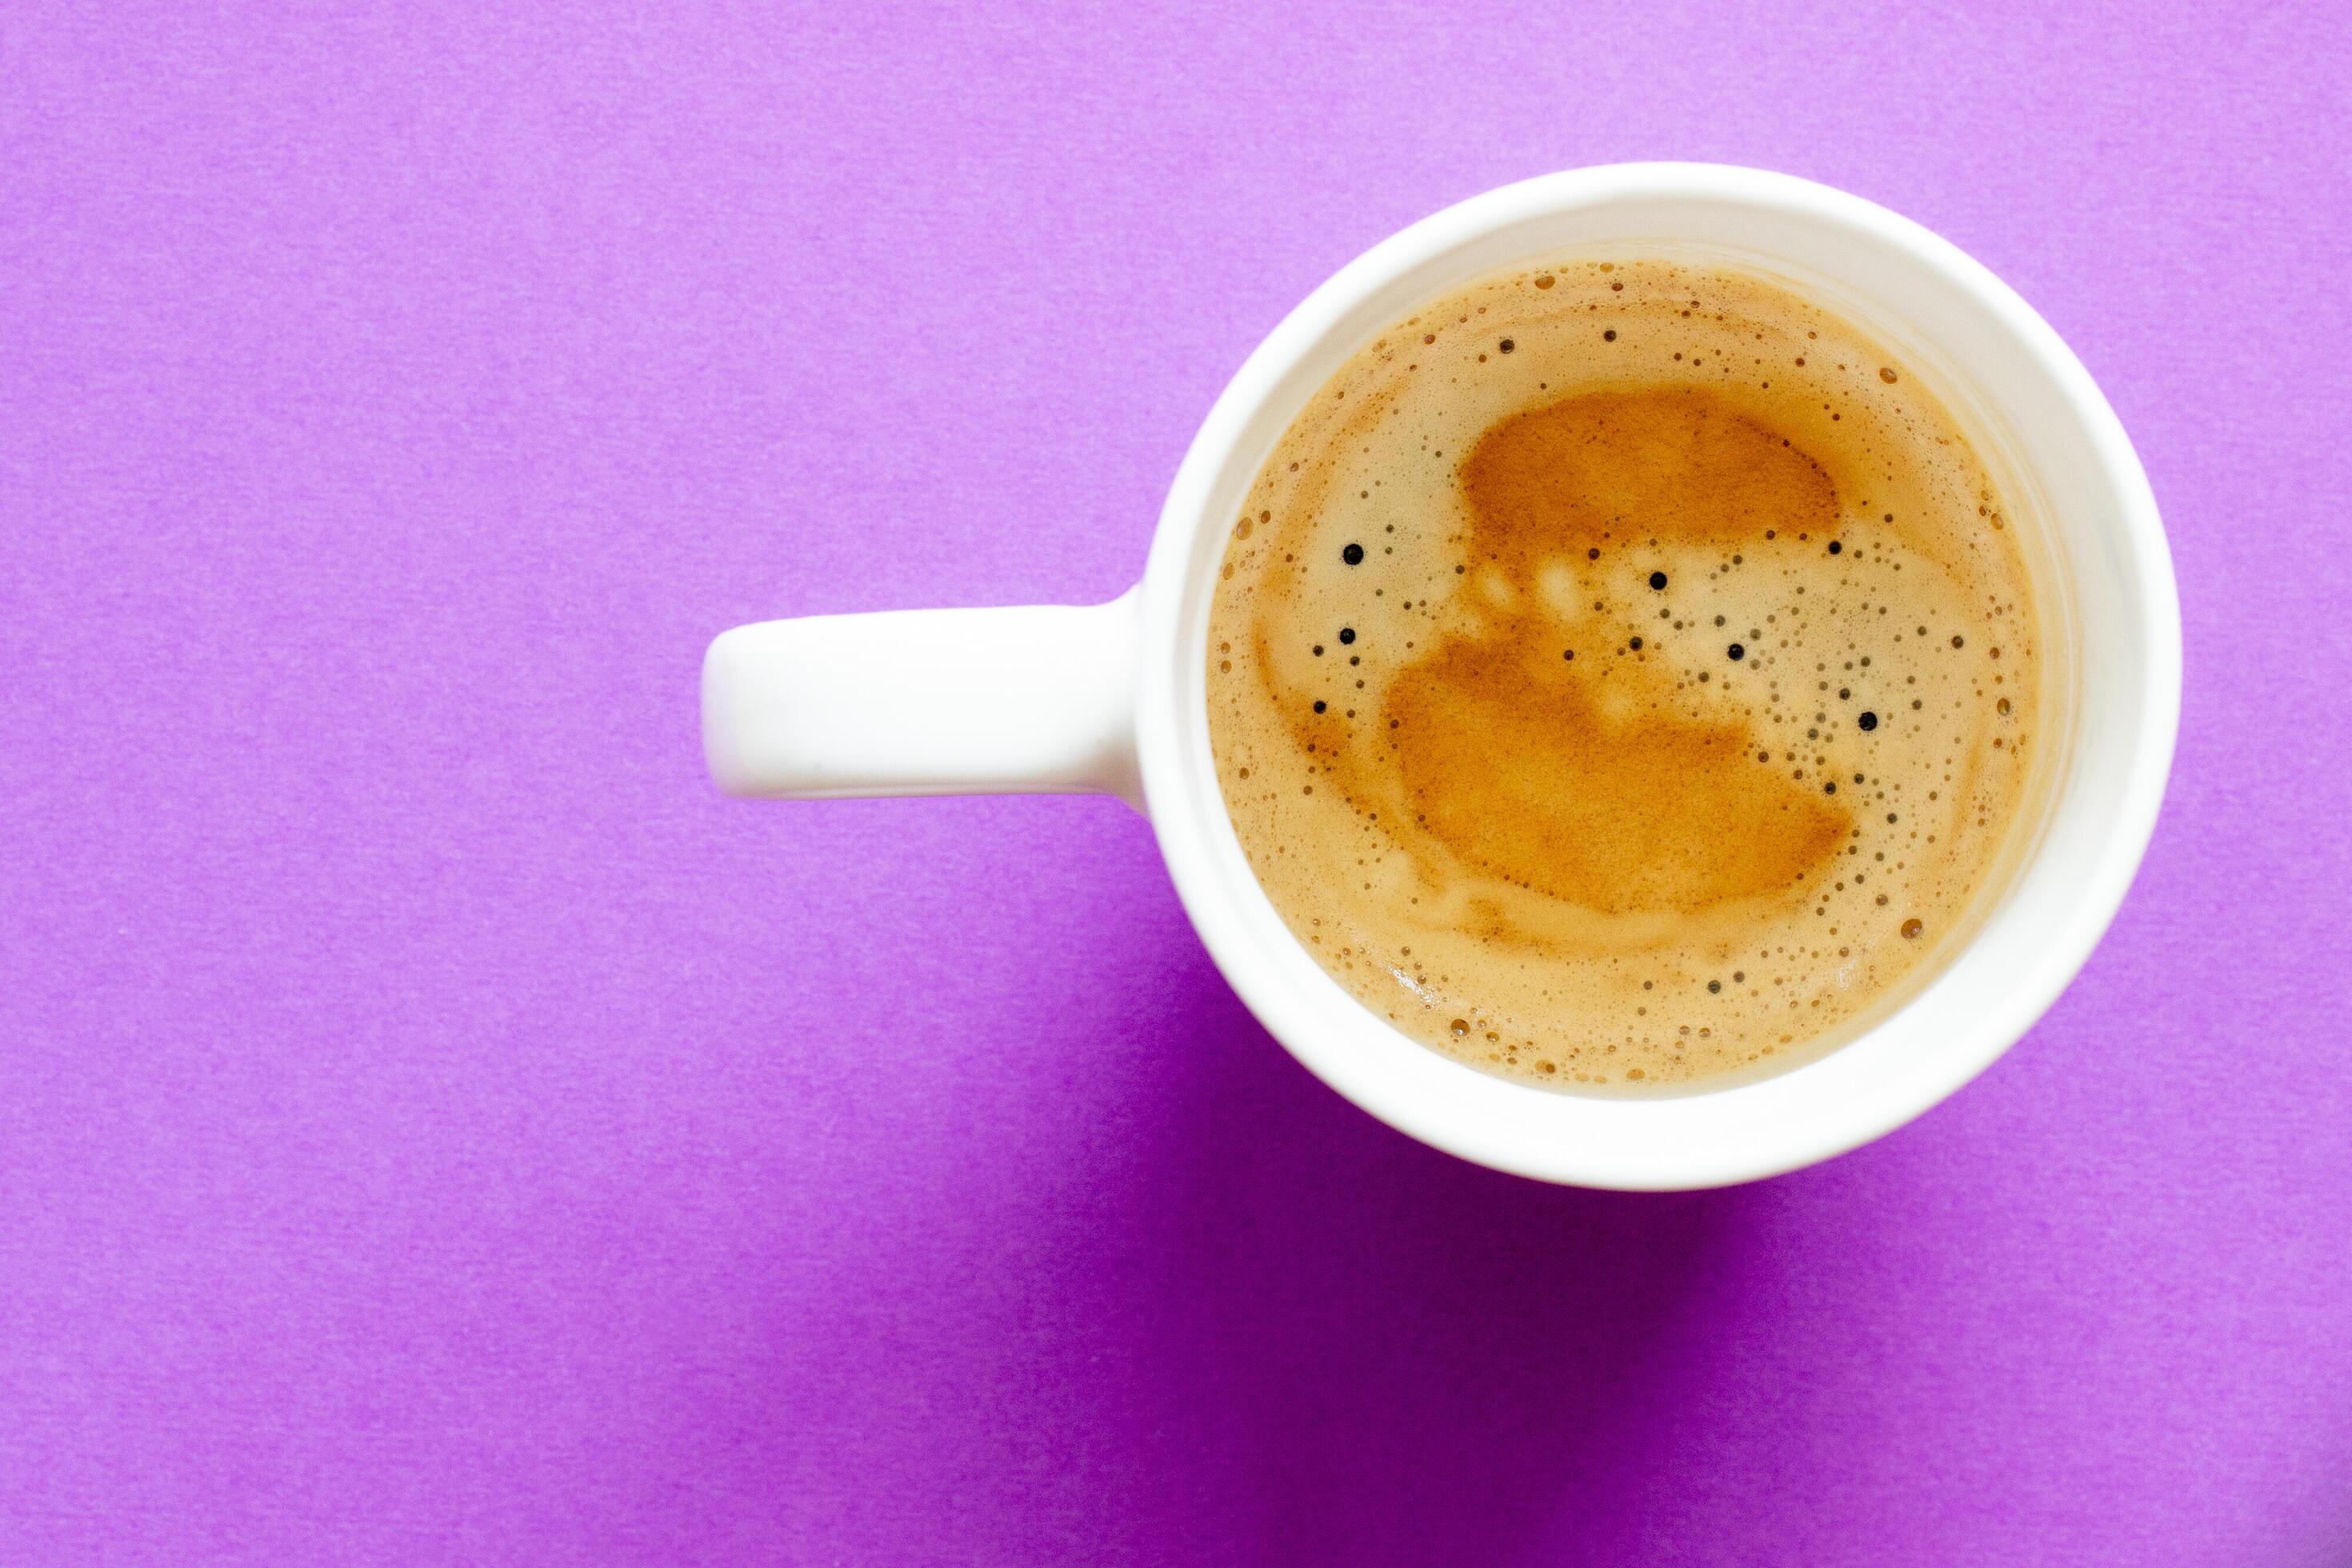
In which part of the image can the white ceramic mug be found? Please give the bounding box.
[703,163,2179,1190]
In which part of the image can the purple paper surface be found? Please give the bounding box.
[3,2,2348,1562]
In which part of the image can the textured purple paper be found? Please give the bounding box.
[2,2,2347,1562]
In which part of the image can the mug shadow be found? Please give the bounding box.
[1113,968,1762,1566]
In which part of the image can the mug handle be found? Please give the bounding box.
[701,586,1146,809]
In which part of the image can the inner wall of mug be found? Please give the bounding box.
[1140,168,2171,1186]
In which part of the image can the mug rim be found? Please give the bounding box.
[1131,162,2181,1187]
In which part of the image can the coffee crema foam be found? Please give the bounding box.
[1207,255,2050,1092]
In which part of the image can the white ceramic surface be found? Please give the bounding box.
[702,163,2180,1190]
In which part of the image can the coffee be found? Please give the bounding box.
[1206,255,2052,1091]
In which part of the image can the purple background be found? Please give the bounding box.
[4,2,2348,1562]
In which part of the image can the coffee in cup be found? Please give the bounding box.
[1207,254,2053,1092]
